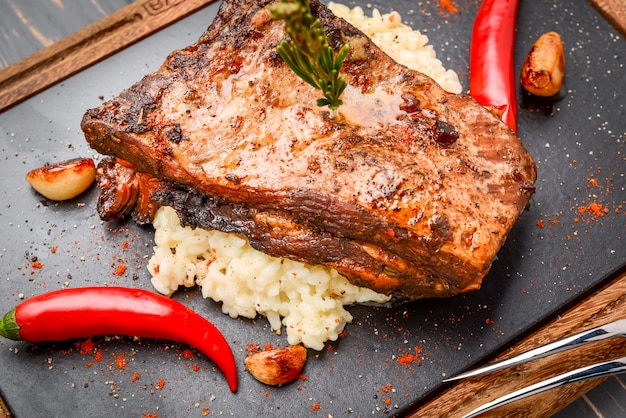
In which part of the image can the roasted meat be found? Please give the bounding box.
[95,156,161,225]
[81,0,537,299]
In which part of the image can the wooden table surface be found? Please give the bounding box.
[0,1,625,417]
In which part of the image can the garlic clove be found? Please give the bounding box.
[245,344,307,386]
[26,157,96,201]
[520,31,566,97]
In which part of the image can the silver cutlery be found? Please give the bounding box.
[442,318,626,417]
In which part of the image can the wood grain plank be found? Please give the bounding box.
[408,269,626,418]
[0,0,218,113]
[0,0,134,70]
[588,0,626,37]
[0,396,8,418]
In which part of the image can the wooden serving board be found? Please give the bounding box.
[0,1,624,417]
[0,0,220,112]
[589,0,626,38]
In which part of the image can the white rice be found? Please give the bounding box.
[148,4,463,350]
[148,207,390,351]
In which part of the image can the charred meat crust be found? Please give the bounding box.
[153,183,475,298]
[81,0,537,299]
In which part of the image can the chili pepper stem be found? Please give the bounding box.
[0,309,19,341]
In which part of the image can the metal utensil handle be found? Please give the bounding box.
[444,318,626,382]
[463,356,626,418]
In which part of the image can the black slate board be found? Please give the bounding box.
[0,1,624,417]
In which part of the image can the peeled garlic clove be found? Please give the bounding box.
[520,31,566,97]
[245,344,307,386]
[26,157,96,201]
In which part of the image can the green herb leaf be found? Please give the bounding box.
[269,0,349,112]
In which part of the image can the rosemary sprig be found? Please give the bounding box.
[269,0,349,113]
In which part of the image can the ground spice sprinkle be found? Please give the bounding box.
[397,346,422,367]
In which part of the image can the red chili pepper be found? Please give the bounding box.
[469,0,520,132]
[0,286,237,392]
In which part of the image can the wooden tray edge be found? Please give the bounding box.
[409,268,626,417]
[0,0,219,113]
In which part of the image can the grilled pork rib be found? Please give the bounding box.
[81,0,537,299]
